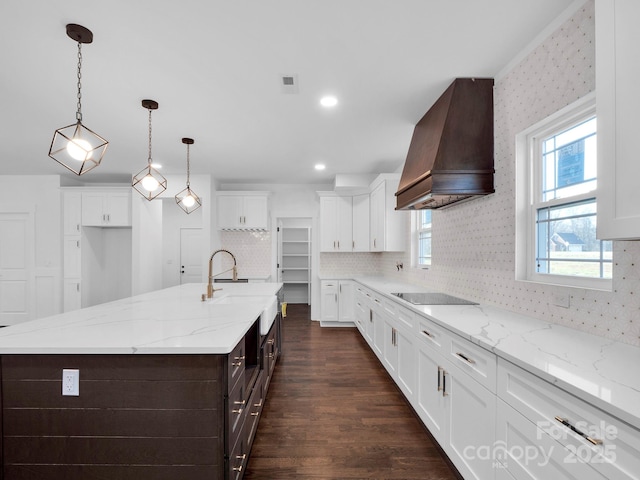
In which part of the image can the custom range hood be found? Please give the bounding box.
[395,78,494,210]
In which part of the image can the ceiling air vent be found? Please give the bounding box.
[280,74,299,94]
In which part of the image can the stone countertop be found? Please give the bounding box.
[0,283,282,355]
[354,276,640,431]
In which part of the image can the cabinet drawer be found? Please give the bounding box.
[383,297,397,317]
[498,359,640,480]
[416,316,450,355]
[227,377,248,450]
[246,371,265,447]
[396,305,415,329]
[227,420,249,480]
[228,338,246,393]
[448,334,497,392]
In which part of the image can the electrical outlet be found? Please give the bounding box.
[62,369,79,396]
[551,292,570,308]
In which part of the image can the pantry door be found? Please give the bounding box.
[180,228,203,284]
[0,210,35,325]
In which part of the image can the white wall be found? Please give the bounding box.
[0,175,61,318]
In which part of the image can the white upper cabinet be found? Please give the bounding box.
[217,192,269,230]
[596,0,640,239]
[63,191,82,235]
[351,194,370,252]
[369,175,407,252]
[81,190,131,227]
[319,195,353,252]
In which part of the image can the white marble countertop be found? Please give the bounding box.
[354,276,640,430]
[0,283,282,355]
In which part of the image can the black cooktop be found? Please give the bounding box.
[391,292,478,305]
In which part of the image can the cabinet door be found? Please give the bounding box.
[416,343,447,442]
[372,304,385,358]
[596,0,640,239]
[383,318,398,377]
[63,278,81,312]
[63,192,82,235]
[352,194,370,252]
[396,326,416,401]
[444,362,497,480]
[81,192,106,226]
[320,281,338,322]
[243,195,268,229]
[218,196,243,229]
[105,192,131,226]
[336,196,353,251]
[338,280,355,322]
[63,237,81,278]
[369,182,384,251]
[319,196,338,251]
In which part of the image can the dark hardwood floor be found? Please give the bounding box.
[244,304,460,480]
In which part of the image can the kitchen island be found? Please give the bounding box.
[0,282,283,480]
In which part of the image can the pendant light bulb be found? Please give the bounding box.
[141,174,160,192]
[66,138,93,161]
[182,194,196,208]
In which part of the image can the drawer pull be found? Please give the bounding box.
[268,353,275,359]
[233,400,246,406]
[456,352,476,364]
[251,412,260,417]
[442,370,448,396]
[232,355,245,367]
[554,416,603,446]
[437,366,443,391]
[254,400,263,408]
[267,339,275,345]
[232,408,244,414]
[422,329,434,339]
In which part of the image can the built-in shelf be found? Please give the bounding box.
[279,226,311,304]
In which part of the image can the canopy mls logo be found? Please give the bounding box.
[462,420,618,469]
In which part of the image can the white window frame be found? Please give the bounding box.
[414,210,432,267]
[515,92,612,291]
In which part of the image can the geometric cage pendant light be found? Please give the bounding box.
[49,24,108,175]
[132,99,167,201]
[175,137,202,214]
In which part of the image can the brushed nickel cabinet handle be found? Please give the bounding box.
[251,412,260,417]
[456,352,476,364]
[422,329,434,339]
[233,400,246,406]
[442,370,448,397]
[554,416,603,445]
[232,408,244,414]
[437,366,443,392]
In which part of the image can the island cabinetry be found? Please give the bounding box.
[217,192,269,231]
[496,358,640,480]
[81,190,131,227]
[596,0,640,239]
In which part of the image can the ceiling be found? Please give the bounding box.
[0,0,575,186]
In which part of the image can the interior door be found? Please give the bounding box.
[0,211,34,325]
[180,228,203,284]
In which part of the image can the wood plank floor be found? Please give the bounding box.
[244,304,461,480]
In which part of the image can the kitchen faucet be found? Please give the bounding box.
[203,249,238,300]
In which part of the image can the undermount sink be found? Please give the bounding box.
[208,294,278,335]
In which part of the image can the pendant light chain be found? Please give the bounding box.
[186,143,191,187]
[75,42,83,122]
[147,108,153,166]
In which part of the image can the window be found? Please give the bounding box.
[516,94,612,290]
[417,210,432,267]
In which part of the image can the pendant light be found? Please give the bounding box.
[132,99,167,200]
[175,138,202,214]
[49,24,108,175]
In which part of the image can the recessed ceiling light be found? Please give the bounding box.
[315,163,326,171]
[320,96,338,108]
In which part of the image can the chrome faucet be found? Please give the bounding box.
[203,249,238,300]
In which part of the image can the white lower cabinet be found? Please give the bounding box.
[417,336,497,480]
[320,280,356,323]
[497,358,640,480]
[320,281,339,322]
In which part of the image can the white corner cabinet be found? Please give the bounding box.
[320,280,355,324]
[349,280,640,480]
[369,175,406,252]
[596,0,640,239]
[81,190,131,227]
[217,192,269,230]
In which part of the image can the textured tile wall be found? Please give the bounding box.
[220,231,272,278]
[325,2,640,348]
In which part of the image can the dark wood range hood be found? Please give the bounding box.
[395,78,495,210]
